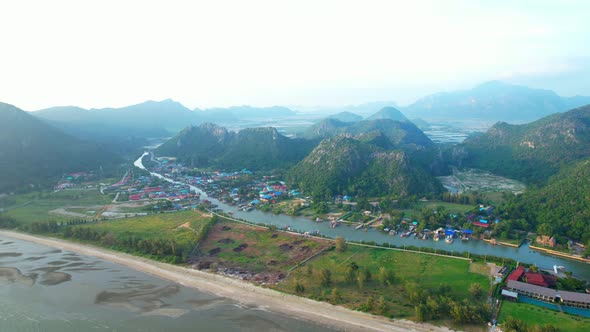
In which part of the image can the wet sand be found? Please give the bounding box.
[0,230,454,332]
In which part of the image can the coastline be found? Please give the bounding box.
[0,230,455,332]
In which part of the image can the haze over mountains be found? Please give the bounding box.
[0,103,119,193]
[403,81,590,122]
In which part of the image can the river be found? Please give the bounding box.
[134,153,590,281]
[0,235,335,331]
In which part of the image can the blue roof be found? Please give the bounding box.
[462,229,474,234]
[250,199,260,205]
[479,219,488,223]
[445,229,455,235]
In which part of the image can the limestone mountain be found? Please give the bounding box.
[454,105,590,183]
[366,106,409,122]
[303,118,433,150]
[327,111,363,123]
[156,124,315,171]
[289,135,442,197]
[0,102,119,193]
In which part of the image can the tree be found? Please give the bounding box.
[306,264,314,275]
[320,268,332,287]
[330,288,342,304]
[375,296,387,315]
[357,273,365,290]
[335,236,347,252]
[345,265,357,284]
[363,268,372,283]
[294,281,305,294]
[378,267,394,286]
[502,316,529,332]
[469,283,483,299]
[415,304,427,322]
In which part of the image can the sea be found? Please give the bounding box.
[0,235,334,332]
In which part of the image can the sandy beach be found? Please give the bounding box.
[0,230,455,332]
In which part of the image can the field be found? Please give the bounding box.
[3,189,113,224]
[275,244,490,319]
[498,301,590,332]
[79,210,213,250]
[438,168,526,195]
[193,219,330,283]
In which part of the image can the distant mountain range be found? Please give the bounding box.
[403,81,590,123]
[0,103,120,193]
[453,105,590,183]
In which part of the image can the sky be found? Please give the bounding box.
[1,0,589,111]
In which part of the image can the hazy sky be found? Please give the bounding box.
[1,0,589,111]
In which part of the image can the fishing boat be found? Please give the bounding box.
[445,235,454,244]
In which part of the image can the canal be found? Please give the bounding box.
[134,153,590,280]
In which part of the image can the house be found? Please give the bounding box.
[536,235,556,247]
[507,266,525,282]
[506,280,557,302]
[558,290,590,309]
[525,272,557,287]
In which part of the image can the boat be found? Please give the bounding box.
[433,234,440,241]
[445,235,454,244]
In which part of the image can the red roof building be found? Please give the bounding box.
[507,266,525,282]
[525,272,557,287]
[473,221,490,228]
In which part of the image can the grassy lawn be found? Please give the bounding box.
[498,301,590,332]
[5,189,113,224]
[414,201,475,214]
[79,210,213,249]
[275,244,490,319]
[194,219,329,277]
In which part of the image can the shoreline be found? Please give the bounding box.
[0,230,455,332]
[529,244,590,264]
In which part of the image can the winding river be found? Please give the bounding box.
[134,153,590,280]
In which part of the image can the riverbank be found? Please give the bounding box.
[482,238,520,248]
[0,230,455,332]
[529,244,590,264]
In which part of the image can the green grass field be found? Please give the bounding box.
[4,189,113,224]
[79,210,213,249]
[498,301,590,332]
[275,244,490,319]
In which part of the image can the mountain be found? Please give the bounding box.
[34,99,199,139]
[156,124,315,171]
[500,159,590,243]
[404,81,590,122]
[366,106,409,122]
[0,102,119,193]
[303,118,434,150]
[301,101,398,117]
[288,135,441,197]
[327,111,363,123]
[454,105,590,183]
[197,106,296,121]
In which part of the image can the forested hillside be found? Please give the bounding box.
[0,102,119,193]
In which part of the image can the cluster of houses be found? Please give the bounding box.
[468,205,499,228]
[105,168,199,210]
[53,172,96,191]
[501,266,590,311]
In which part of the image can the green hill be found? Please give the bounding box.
[156,124,315,171]
[288,135,442,197]
[366,106,409,122]
[456,105,590,183]
[500,159,590,243]
[303,118,433,149]
[327,111,363,123]
[0,102,119,193]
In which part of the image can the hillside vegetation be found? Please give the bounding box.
[0,103,119,193]
[456,105,590,184]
